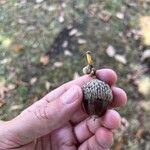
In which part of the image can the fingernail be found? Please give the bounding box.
[62,86,80,104]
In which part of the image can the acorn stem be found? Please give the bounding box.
[86,51,93,66]
[83,51,96,76]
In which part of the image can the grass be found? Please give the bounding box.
[0,0,150,149]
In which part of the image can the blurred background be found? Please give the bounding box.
[0,0,150,149]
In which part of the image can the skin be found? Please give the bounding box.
[0,69,127,150]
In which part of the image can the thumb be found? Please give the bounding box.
[3,85,82,145]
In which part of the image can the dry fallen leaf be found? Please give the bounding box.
[75,31,83,37]
[0,58,11,65]
[10,105,23,111]
[120,117,129,131]
[0,76,6,87]
[30,77,37,85]
[45,81,51,90]
[136,128,144,138]
[0,84,16,101]
[58,15,65,23]
[18,18,27,24]
[0,92,5,100]
[0,98,6,108]
[106,45,116,57]
[53,62,63,68]
[69,28,78,36]
[7,84,16,90]
[141,49,150,61]
[0,76,16,102]
[26,26,36,31]
[12,44,24,54]
[36,0,44,3]
[98,10,111,22]
[137,76,150,97]
[114,54,127,64]
[62,41,68,48]
[140,16,150,45]
[116,12,124,19]
[78,39,87,44]
[114,136,124,150]
[139,0,146,4]
[0,0,6,4]
[20,0,27,5]
[88,4,98,16]
[73,72,80,80]
[64,50,72,56]
[47,5,57,11]
[139,101,150,112]
[40,55,49,65]
[0,35,12,48]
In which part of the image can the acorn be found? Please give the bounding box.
[82,51,113,117]
[82,79,113,117]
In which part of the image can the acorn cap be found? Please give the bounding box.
[82,79,113,117]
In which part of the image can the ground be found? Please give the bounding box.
[0,0,150,149]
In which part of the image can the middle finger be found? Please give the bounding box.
[73,110,120,143]
[70,86,126,124]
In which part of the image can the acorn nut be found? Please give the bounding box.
[82,51,113,117]
[82,79,113,117]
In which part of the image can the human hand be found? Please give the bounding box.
[0,69,127,150]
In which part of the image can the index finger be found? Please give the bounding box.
[66,68,117,87]
[42,69,117,103]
